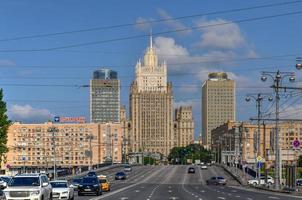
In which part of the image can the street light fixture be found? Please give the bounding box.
[261,70,295,190]
[296,57,302,70]
[245,93,273,185]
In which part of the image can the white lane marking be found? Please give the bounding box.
[169,197,179,200]
[217,197,225,200]
[201,190,205,193]
[231,190,237,193]
[247,198,253,200]
[135,190,140,192]
[199,199,203,200]
[268,197,280,199]
[235,196,241,198]
[168,190,172,193]
[120,197,128,200]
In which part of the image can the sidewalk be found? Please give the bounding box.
[219,164,254,185]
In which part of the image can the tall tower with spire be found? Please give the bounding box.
[129,36,175,157]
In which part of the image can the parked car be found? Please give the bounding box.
[124,165,132,172]
[248,176,274,186]
[70,178,82,190]
[4,173,52,200]
[87,171,98,177]
[0,189,5,200]
[98,175,111,192]
[0,178,7,189]
[115,172,126,180]
[78,176,102,196]
[188,167,195,174]
[50,180,74,200]
[206,176,227,185]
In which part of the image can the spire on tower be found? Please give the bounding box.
[150,29,153,49]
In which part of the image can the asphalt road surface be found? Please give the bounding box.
[73,165,302,200]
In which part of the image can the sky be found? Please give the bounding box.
[1,0,302,138]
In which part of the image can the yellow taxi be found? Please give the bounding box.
[98,175,111,192]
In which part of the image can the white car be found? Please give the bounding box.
[50,180,74,200]
[248,176,274,186]
[4,173,52,200]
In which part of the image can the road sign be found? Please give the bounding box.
[256,156,263,162]
[292,139,300,149]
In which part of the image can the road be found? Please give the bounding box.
[73,165,301,200]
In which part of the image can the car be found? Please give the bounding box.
[124,165,132,172]
[115,172,126,180]
[87,171,98,177]
[188,167,195,173]
[0,176,12,185]
[50,180,74,200]
[248,176,274,186]
[296,179,302,186]
[201,165,208,170]
[206,176,227,185]
[4,173,52,200]
[78,176,102,196]
[98,175,111,192]
[70,178,82,190]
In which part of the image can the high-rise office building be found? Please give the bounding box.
[202,72,236,148]
[90,68,120,123]
[129,36,175,156]
[174,106,194,147]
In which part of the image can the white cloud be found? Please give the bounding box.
[135,17,154,31]
[8,104,54,123]
[157,9,192,35]
[195,18,246,49]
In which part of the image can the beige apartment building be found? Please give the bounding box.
[129,36,175,156]
[174,106,194,147]
[211,121,302,170]
[202,72,236,149]
[4,122,129,173]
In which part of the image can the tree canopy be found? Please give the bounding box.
[0,89,10,163]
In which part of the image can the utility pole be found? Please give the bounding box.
[245,93,273,185]
[261,70,295,190]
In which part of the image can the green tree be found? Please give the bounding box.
[0,89,10,163]
[298,155,302,167]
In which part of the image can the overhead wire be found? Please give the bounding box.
[1,0,301,42]
[1,10,302,52]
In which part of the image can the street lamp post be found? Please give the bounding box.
[48,127,59,180]
[261,70,295,190]
[245,93,273,184]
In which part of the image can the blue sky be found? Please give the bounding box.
[1,0,302,138]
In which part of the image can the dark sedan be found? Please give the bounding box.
[188,167,195,174]
[206,176,227,185]
[115,172,126,180]
[78,177,102,196]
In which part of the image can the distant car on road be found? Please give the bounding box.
[296,179,302,186]
[206,176,227,185]
[124,165,132,172]
[87,171,98,177]
[188,167,195,174]
[248,176,274,186]
[200,165,208,170]
[70,178,82,190]
[115,172,126,180]
[78,176,102,196]
[50,180,74,200]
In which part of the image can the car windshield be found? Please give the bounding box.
[217,177,225,180]
[9,177,40,186]
[125,166,131,168]
[117,172,124,175]
[50,182,68,188]
[72,179,81,184]
[82,178,98,184]
[100,179,107,183]
[1,177,11,183]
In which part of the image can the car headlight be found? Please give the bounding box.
[30,190,40,195]
[62,191,69,194]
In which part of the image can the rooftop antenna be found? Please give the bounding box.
[150,29,153,49]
